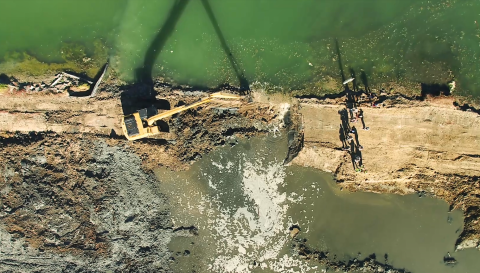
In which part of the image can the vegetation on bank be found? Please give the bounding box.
[0,83,8,93]
[0,40,108,80]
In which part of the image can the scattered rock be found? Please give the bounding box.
[289,224,301,238]
[290,228,300,238]
[443,252,457,266]
[456,239,480,251]
[294,239,411,273]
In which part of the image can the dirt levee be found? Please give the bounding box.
[293,99,480,250]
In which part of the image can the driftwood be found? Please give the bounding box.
[50,74,64,87]
[63,72,93,84]
[89,62,109,98]
[51,72,93,88]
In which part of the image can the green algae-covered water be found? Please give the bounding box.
[1,0,480,99]
[0,0,125,62]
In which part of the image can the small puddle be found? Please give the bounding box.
[155,134,480,273]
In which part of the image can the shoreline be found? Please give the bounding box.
[1,71,479,272]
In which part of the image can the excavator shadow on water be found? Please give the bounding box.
[120,0,249,141]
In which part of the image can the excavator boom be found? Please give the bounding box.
[146,97,213,126]
[121,92,242,141]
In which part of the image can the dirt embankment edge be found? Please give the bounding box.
[291,94,480,252]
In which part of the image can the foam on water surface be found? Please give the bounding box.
[208,156,291,272]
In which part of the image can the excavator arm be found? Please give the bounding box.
[121,92,242,141]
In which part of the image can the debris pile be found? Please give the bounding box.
[50,72,92,93]
[1,72,93,95]
[294,238,411,273]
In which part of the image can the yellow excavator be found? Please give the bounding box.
[121,92,242,141]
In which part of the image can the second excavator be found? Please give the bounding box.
[121,92,242,141]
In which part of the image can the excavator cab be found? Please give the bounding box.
[122,112,161,141]
[123,114,141,137]
[122,105,160,141]
[121,92,242,141]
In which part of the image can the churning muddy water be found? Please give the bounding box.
[155,133,480,273]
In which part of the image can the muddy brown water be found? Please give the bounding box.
[155,133,480,273]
